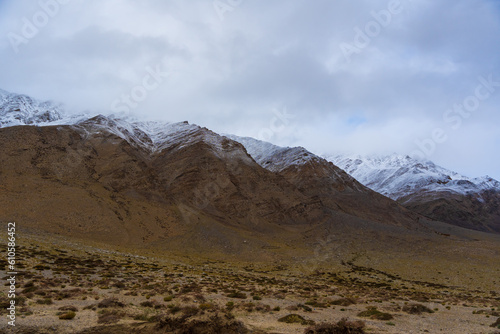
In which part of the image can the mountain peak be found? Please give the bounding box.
[224,135,321,173]
[0,89,65,128]
[327,153,500,199]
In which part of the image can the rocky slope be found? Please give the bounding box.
[0,88,64,127]
[2,89,500,334]
[0,89,437,261]
[328,154,500,233]
[226,135,419,227]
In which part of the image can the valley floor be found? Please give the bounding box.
[1,233,499,334]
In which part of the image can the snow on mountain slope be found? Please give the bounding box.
[0,89,66,127]
[0,89,253,162]
[326,153,500,200]
[225,135,374,196]
[224,135,321,172]
[2,88,497,201]
[76,116,255,163]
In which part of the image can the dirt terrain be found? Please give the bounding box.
[1,124,500,333]
[1,232,499,334]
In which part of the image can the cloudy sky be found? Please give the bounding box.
[1,0,499,179]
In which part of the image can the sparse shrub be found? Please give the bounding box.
[491,317,500,329]
[36,298,53,305]
[58,305,78,312]
[83,304,97,311]
[331,298,356,306]
[98,297,125,308]
[255,303,271,313]
[112,281,126,289]
[305,300,328,308]
[199,303,215,310]
[298,304,313,312]
[156,314,249,333]
[134,310,157,322]
[163,295,173,302]
[357,307,393,320]
[241,302,255,312]
[97,309,125,324]
[193,293,206,303]
[22,285,37,294]
[227,291,247,299]
[402,303,434,315]
[278,314,314,325]
[140,300,155,308]
[58,311,76,320]
[167,305,181,314]
[181,306,199,317]
[23,281,34,288]
[304,318,365,334]
[19,306,33,316]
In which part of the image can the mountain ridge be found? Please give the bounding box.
[327,153,500,233]
[326,153,500,199]
[0,88,437,262]
[1,88,499,235]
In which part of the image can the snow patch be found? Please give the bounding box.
[326,153,500,199]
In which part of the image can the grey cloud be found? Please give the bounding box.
[0,0,499,179]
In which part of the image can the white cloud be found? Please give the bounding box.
[0,0,499,179]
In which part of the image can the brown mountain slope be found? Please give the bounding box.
[277,160,420,228]
[327,154,500,234]
[1,119,494,265]
[0,123,317,250]
[2,119,500,298]
[399,189,500,234]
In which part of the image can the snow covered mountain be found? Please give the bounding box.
[2,88,496,199]
[1,88,430,254]
[326,154,500,233]
[0,89,66,127]
[1,88,498,233]
[326,154,500,201]
[0,89,251,161]
[221,136,500,233]
[224,135,322,173]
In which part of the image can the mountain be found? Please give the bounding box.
[2,87,500,278]
[327,154,500,233]
[0,89,65,127]
[225,135,420,227]
[0,89,440,262]
[2,92,499,334]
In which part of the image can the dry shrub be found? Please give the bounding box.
[98,309,126,324]
[278,314,314,325]
[58,305,78,312]
[156,314,249,334]
[181,306,200,317]
[59,311,76,320]
[98,298,125,308]
[331,298,356,306]
[357,307,393,320]
[304,318,365,334]
[402,303,434,315]
[140,300,163,309]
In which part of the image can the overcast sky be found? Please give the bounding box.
[1,0,499,179]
